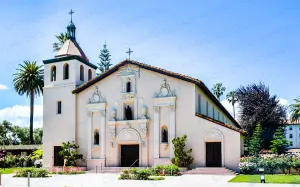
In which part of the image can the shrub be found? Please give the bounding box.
[171,135,194,167]
[258,157,279,174]
[239,162,257,174]
[14,168,50,178]
[132,168,152,180]
[119,169,131,180]
[31,148,43,160]
[0,155,34,168]
[164,164,180,176]
[292,159,300,174]
[277,155,293,174]
[59,141,83,166]
[150,176,165,180]
[152,165,163,176]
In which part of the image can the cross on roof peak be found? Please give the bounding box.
[69,9,74,22]
[126,48,133,60]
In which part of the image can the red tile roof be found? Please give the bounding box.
[195,113,246,134]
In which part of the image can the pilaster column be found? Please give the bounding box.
[153,106,160,159]
[100,110,106,159]
[87,111,93,159]
[169,105,176,158]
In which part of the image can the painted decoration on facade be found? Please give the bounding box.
[88,86,106,103]
[156,79,176,97]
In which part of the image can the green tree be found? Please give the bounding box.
[212,83,226,100]
[13,61,44,144]
[52,32,68,52]
[236,82,287,148]
[171,135,194,167]
[11,126,30,145]
[290,97,300,122]
[0,120,13,145]
[59,141,83,166]
[33,128,43,144]
[270,127,289,154]
[226,91,238,119]
[98,42,112,73]
[248,123,263,156]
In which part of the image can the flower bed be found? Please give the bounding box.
[49,166,86,175]
[239,154,300,174]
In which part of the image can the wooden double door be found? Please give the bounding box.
[121,145,139,167]
[53,146,64,166]
[206,142,222,167]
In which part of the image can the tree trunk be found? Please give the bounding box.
[233,104,235,119]
[29,90,34,144]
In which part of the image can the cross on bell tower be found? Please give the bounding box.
[126,48,133,60]
[69,9,74,22]
[67,9,76,40]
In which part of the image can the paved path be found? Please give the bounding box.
[0,174,299,187]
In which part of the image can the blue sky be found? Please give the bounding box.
[0,0,299,127]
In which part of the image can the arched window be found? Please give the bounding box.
[51,66,56,81]
[161,126,168,143]
[63,63,69,80]
[80,65,84,81]
[88,69,92,81]
[94,129,99,145]
[126,81,131,93]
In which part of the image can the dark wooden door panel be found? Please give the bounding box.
[206,142,222,167]
[121,145,139,167]
[53,146,64,166]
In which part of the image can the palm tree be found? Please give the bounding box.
[227,91,238,119]
[290,97,300,122]
[212,83,226,100]
[52,32,68,52]
[13,61,44,144]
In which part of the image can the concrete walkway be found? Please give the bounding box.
[0,173,299,187]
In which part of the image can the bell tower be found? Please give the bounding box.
[42,10,97,168]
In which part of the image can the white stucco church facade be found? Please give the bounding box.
[42,16,245,171]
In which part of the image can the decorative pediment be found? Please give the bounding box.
[118,64,140,77]
[156,79,175,97]
[88,86,106,104]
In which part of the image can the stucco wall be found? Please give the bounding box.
[74,65,242,170]
[43,59,96,168]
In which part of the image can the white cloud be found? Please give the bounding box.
[0,84,8,90]
[0,105,43,128]
[279,98,289,106]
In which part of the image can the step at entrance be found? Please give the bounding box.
[183,167,237,175]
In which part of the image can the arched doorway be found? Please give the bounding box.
[204,129,224,167]
[117,128,141,167]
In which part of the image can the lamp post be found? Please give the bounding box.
[258,168,265,183]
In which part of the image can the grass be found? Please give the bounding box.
[0,167,32,174]
[229,174,300,184]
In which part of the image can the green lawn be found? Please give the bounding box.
[0,167,31,174]
[229,174,300,184]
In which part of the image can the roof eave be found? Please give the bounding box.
[43,55,97,69]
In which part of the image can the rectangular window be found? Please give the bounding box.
[212,107,215,119]
[57,101,62,114]
[289,134,293,139]
[218,112,220,121]
[289,126,293,130]
[206,101,209,116]
[198,94,201,113]
[290,141,293,146]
